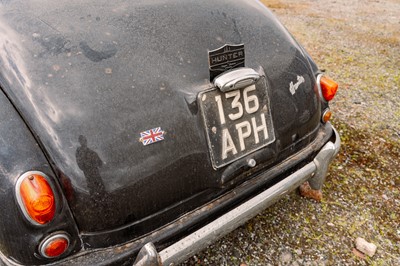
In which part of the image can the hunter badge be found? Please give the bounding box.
[208,44,245,80]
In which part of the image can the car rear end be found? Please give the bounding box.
[0,0,339,265]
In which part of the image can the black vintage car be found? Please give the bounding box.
[0,0,340,265]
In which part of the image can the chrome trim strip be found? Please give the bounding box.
[132,243,162,266]
[213,67,260,92]
[309,125,340,190]
[316,74,328,103]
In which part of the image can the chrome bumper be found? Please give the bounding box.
[133,126,340,266]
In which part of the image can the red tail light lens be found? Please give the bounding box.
[40,234,70,258]
[320,76,338,101]
[16,172,56,225]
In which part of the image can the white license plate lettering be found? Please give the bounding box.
[222,113,269,159]
[243,85,259,114]
[200,80,275,168]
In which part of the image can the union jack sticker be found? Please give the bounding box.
[139,127,165,146]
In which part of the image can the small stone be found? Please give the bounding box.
[52,65,61,72]
[355,237,377,257]
[327,222,335,227]
[280,250,293,263]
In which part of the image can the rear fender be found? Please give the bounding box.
[0,89,81,265]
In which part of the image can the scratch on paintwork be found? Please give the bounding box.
[0,165,9,192]
[289,75,305,95]
[35,16,61,34]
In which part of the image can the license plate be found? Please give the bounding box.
[199,78,275,168]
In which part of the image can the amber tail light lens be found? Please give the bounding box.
[319,75,338,101]
[16,172,56,225]
[322,108,332,123]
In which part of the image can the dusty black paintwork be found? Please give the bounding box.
[0,0,330,265]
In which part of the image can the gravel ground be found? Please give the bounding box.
[182,0,400,265]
